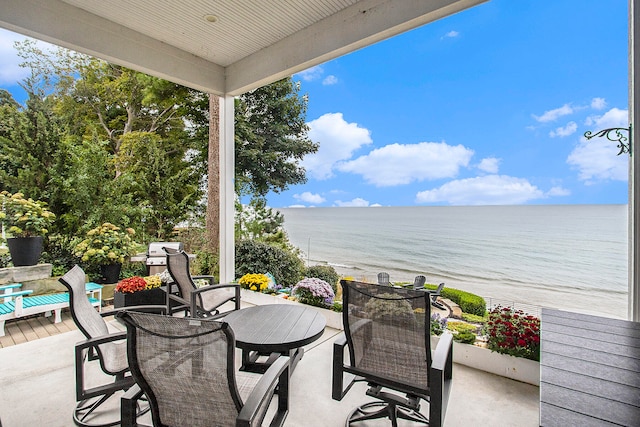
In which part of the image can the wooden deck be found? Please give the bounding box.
[0,309,78,348]
[540,308,640,426]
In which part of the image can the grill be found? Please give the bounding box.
[146,242,184,275]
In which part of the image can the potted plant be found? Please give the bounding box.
[73,223,139,283]
[113,275,164,307]
[0,191,56,266]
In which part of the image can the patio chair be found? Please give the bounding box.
[117,311,290,427]
[430,282,446,310]
[59,265,165,427]
[413,275,426,289]
[163,247,240,318]
[377,272,390,286]
[332,280,454,427]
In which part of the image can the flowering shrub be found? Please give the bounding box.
[430,313,448,336]
[0,191,56,237]
[292,277,335,308]
[239,273,270,292]
[115,275,162,293]
[74,223,139,265]
[483,306,540,361]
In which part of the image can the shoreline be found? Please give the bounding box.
[324,263,628,320]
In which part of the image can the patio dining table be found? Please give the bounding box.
[224,304,326,373]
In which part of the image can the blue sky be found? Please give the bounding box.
[0,0,630,208]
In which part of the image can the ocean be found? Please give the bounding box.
[277,205,629,319]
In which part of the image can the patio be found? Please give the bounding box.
[0,302,539,427]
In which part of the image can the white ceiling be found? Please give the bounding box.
[1,0,486,95]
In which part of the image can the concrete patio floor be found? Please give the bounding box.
[0,315,539,427]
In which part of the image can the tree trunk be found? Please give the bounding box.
[206,94,220,258]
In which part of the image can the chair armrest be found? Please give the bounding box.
[332,333,352,401]
[76,331,127,350]
[121,383,146,427]
[430,332,453,427]
[191,282,240,296]
[100,305,167,318]
[237,355,290,427]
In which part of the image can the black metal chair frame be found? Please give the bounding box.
[332,280,454,427]
[60,265,165,427]
[164,248,240,318]
[118,312,290,427]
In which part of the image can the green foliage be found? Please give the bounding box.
[0,191,56,237]
[0,250,10,268]
[235,78,318,198]
[484,306,541,361]
[73,223,140,265]
[364,293,415,325]
[425,284,486,316]
[41,233,78,276]
[305,265,339,294]
[453,331,477,344]
[331,301,343,312]
[461,312,488,323]
[235,239,304,287]
[235,198,288,247]
[194,248,219,277]
[447,321,479,334]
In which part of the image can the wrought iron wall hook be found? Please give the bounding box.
[583,125,632,156]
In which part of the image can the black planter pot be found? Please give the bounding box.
[114,287,166,308]
[7,236,44,266]
[100,263,122,284]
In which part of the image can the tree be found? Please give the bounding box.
[12,41,205,239]
[234,78,318,199]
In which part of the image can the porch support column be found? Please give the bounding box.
[219,95,235,283]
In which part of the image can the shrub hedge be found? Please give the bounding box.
[424,284,486,316]
[235,239,305,286]
[305,264,339,293]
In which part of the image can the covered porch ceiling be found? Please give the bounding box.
[0,0,487,96]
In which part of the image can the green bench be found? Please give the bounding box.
[0,283,101,337]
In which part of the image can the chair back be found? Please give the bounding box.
[377,272,390,286]
[341,280,431,393]
[432,282,445,302]
[164,248,201,309]
[118,311,242,426]
[60,265,108,340]
[60,265,127,374]
[413,275,426,289]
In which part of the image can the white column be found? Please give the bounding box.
[219,95,235,283]
[630,0,640,321]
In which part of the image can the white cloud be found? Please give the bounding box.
[549,121,577,138]
[303,113,372,180]
[293,192,325,204]
[443,30,459,38]
[584,107,628,129]
[591,97,607,110]
[0,29,30,85]
[296,65,324,82]
[288,204,307,208]
[334,198,370,207]
[323,75,338,85]
[338,142,474,187]
[415,175,546,205]
[547,186,571,196]
[567,136,628,183]
[478,157,501,174]
[532,104,574,123]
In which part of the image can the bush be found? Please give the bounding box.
[453,331,477,344]
[41,234,78,276]
[305,265,339,293]
[235,239,304,287]
[483,306,540,361]
[425,284,486,316]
